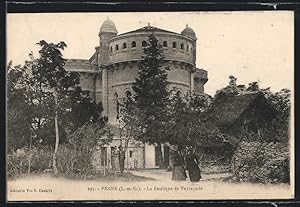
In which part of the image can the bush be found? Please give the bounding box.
[7,147,52,177]
[232,141,289,184]
[57,144,95,176]
[7,144,97,178]
[194,144,234,174]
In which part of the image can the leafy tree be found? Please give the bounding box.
[68,122,113,150]
[260,88,291,143]
[131,33,170,167]
[166,92,223,150]
[7,41,110,175]
[7,64,32,151]
[117,96,141,172]
[61,86,107,135]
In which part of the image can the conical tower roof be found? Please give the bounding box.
[100,18,118,34]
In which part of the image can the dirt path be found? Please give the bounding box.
[130,169,231,182]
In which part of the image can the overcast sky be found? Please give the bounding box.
[7,11,294,95]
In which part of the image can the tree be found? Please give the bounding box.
[131,33,170,167]
[117,96,141,172]
[166,92,223,150]
[34,40,80,175]
[260,88,291,143]
[7,64,33,151]
[61,86,107,135]
[7,41,110,175]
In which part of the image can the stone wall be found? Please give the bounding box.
[105,61,192,123]
[194,68,208,94]
[108,32,195,65]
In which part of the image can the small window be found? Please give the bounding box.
[123,42,127,49]
[131,41,136,48]
[181,43,184,50]
[186,45,189,52]
[110,46,113,53]
[190,47,193,52]
[172,42,177,48]
[163,41,168,47]
[142,40,147,47]
[115,44,119,51]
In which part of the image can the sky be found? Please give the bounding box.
[7,11,294,95]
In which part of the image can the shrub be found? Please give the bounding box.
[57,144,95,176]
[232,141,289,184]
[7,144,98,178]
[7,147,52,177]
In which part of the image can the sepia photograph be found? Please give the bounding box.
[6,11,294,201]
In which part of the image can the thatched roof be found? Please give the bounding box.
[205,92,276,127]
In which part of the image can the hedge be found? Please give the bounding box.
[232,141,289,184]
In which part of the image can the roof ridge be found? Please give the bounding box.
[117,25,179,37]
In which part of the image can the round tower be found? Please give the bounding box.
[98,17,118,65]
[181,24,197,65]
[99,18,118,117]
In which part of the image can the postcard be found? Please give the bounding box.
[6,11,294,201]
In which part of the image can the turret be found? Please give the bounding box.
[99,18,118,118]
[98,18,118,66]
[181,24,197,65]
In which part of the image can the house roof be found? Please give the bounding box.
[205,92,276,127]
[117,25,179,37]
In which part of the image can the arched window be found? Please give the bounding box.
[125,90,132,98]
[190,47,193,52]
[181,43,184,50]
[186,45,189,52]
[142,40,147,47]
[163,41,168,47]
[172,42,177,48]
[115,44,119,51]
[131,41,136,48]
[110,46,113,53]
[123,42,127,49]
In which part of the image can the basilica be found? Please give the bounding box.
[64,18,208,170]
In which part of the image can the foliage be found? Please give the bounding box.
[65,122,113,175]
[232,141,289,183]
[7,40,107,151]
[7,65,33,150]
[118,97,141,148]
[62,86,107,134]
[6,146,86,177]
[212,75,291,144]
[7,40,111,176]
[7,147,52,177]
[166,92,225,149]
[68,122,113,149]
[132,33,170,145]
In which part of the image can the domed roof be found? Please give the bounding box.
[100,18,118,34]
[181,24,196,39]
